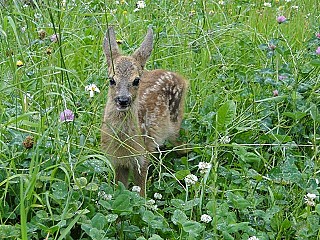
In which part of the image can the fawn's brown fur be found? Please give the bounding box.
[101,27,187,196]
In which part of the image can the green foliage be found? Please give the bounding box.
[0,0,320,239]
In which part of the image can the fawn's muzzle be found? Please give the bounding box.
[115,95,132,110]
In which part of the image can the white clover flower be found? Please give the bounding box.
[200,214,212,223]
[306,193,316,200]
[147,199,156,205]
[220,135,230,144]
[146,199,158,210]
[198,162,212,175]
[248,236,260,240]
[132,185,141,193]
[154,192,162,200]
[136,1,146,9]
[85,83,100,97]
[98,191,112,200]
[304,193,317,207]
[263,2,271,7]
[185,174,198,186]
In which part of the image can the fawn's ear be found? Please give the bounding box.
[103,27,120,68]
[132,27,153,69]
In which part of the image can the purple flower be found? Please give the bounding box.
[316,46,320,55]
[316,33,320,39]
[277,16,287,24]
[60,109,74,122]
[50,34,59,43]
[273,90,279,97]
[268,44,276,51]
[278,75,287,80]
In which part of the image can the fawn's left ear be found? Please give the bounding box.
[132,27,153,69]
[103,27,121,68]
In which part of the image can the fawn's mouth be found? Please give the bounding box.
[115,96,132,111]
[115,102,131,111]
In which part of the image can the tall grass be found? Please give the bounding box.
[0,0,319,239]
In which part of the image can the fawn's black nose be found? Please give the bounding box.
[115,96,132,108]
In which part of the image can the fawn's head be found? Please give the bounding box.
[103,27,153,111]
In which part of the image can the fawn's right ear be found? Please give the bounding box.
[103,27,120,68]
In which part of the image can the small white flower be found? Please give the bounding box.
[263,2,271,7]
[316,179,319,185]
[98,191,112,200]
[198,162,212,175]
[147,199,156,205]
[218,1,225,5]
[146,199,158,210]
[21,26,27,32]
[200,214,212,223]
[306,193,316,200]
[220,135,230,144]
[154,192,162,200]
[285,0,292,2]
[304,193,317,207]
[85,83,100,97]
[248,237,260,240]
[291,5,299,10]
[132,185,141,193]
[115,0,120,4]
[185,174,198,186]
[136,0,146,9]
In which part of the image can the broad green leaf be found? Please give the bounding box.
[112,194,131,212]
[91,213,106,230]
[142,210,155,223]
[310,103,320,122]
[216,100,236,131]
[227,222,250,233]
[226,192,250,210]
[171,209,187,225]
[268,134,292,143]
[0,225,20,238]
[106,214,118,223]
[88,228,104,240]
[52,182,68,200]
[310,59,320,66]
[182,220,204,236]
[170,199,185,209]
[174,170,190,180]
[184,198,200,210]
[315,204,320,215]
[283,112,307,121]
[148,234,164,240]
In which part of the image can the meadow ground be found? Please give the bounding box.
[0,0,320,239]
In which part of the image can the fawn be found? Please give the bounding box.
[101,27,187,196]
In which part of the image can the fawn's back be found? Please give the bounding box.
[101,27,187,195]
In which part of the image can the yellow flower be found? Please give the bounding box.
[123,10,128,15]
[189,10,196,17]
[46,48,52,55]
[16,60,24,67]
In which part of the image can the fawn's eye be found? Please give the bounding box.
[132,77,140,86]
[109,77,116,86]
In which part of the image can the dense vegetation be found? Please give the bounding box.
[0,0,319,239]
